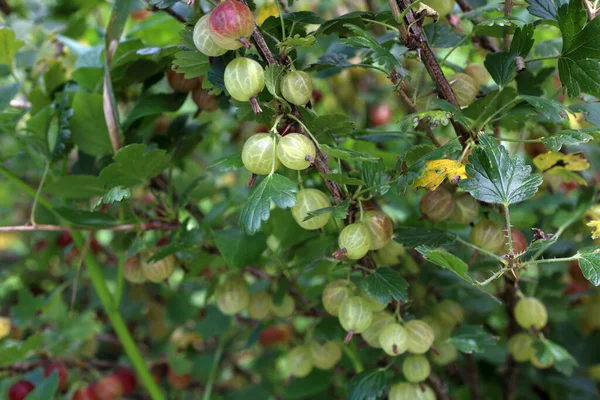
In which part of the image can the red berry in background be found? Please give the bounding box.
[92,375,124,400]
[57,231,73,248]
[510,229,528,254]
[564,282,588,305]
[569,260,589,284]
[167,69,201,93]
[258,324,293,347]
[34,239,48,252]
[44,361,69,390]
[114,368,136,394]
[208,0,255,50]
[524,140,548,159]
[191,87,219,112]
[167,368,191,389]
[72,387,96,400]
[369,103,392,127]
[312,89,323,105]
[157,237,170,247]
[8,380,34,400]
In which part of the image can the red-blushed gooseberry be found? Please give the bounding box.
[208,0,254,50]
[419,187,455,222]
[193,14,227,56]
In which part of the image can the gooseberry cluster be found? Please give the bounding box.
[334,210,394,260]
[287,340,342,377]
[123,252,177,284]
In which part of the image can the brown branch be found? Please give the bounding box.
[0,221,179,232]
[500,276,520,400]
[397,88,441,147]
[503,0,513,50]
[428,372,451,400]
[465,353,483,400]
[454,0,500,53]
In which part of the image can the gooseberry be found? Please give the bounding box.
[508,228,528,254]
[430,342,458,366]
[433,299,464,328]
[338,296,374,342]
[514,297,548,330]
[193,14,227,56]
[271,294,295,318]
[402,354,431,383]
[241,133,279,175]
[142,253,176,283]
[362,210,393,250]
[421,0,455,17]
[124,255,146,284]
[337,223,371,260]
[450,193,479,225]
[166,69,201,93]
[114,368,136,394]
[389,382,436,400]
[92,374,124,400]
[373,239,405,266]
[360,292,388,311]
[215,276,250,316]
[287,346,313,378]
[369,103,392,127]
[421,315,451,341]
[248,290,272,320]
[224,57,265,113]
[465,64,489,86]
[44,361,69,391]
[530,354,553,369]
[208,0,254,50]
[309,341,342,369]
[322,280,356,316]
[280,71,313,106]
[167,369,191,389]
[291,189,332,230]
[588,364,600,381]
[507,333,536,363]
[361,311,395,348]
[191,87,219,112]
[405,319,435,354]
[469,220,505,255]
[276,133,316,170]
[450,73,479,107]
[258,324,293,347]
[8,381,34,400]
[379,323,409,356]
[419,187,454,222]
[72,387,95,400]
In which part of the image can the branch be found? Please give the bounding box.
[500,276,520,400]
[428,372,451,400]
[146,1,188,23]
[0,221,179,232]
[397,88,441,147]
[454,0,500,52]
[465,354,483,400]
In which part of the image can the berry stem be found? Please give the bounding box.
[344,330,354,344]
[249,97,262,114]
[238,36,252,49]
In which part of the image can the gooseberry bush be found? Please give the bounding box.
[1,0,600,398]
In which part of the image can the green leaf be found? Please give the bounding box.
[0,82,21,111]
[362,267,409,304]
[51,89,73,161]
[394,227,457,248]
[361,161,390,197]
[319,144,380,163]
[99,144,171,188]
[424,24,465,48]
[0,334,44,367]
[278,34,317,48]
[304,198,350,221]
[45,175,107,199]
[398,110,456,131]
[347,368,387,400]
[92,186,132,210]
[484,51,516,87]
[195,306,231,338]
[525,0,567,20]
[540,129,595,151]
[239,174,298,234]
[123,93,187,130]
[449,324,499,353]
[264,64,286,99]
[309,53,352,72]
[323,173,365,185]
[416,246,474,283]
[284,370,332,399]
[213,229,268,268]
[570,102,600,126]
[172,51,210,79]
[303,111,355,142]
[70,91,114,157]
[0,28,24,69]
[207,153,244,172]
[148,0,179,8]
[54,208,120,227]
[25,106,53,157]
[13,289,45,322]
[472,18,518,37]
[339,24,398,71]
[576,246,600,286]
[520,95,569,122]
[459,133,543,205]
[510,24,535,58]
[27,373,59,400]
[534,339,578,375]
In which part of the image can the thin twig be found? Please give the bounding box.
[397,88,441,147]
[0,221,179,232]
[465,353,483,400]
[455,0,500,52]
[501,276,520,400]
[428,372,451,400]
[146,0,187,23]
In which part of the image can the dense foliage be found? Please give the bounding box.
[1,0,600,399]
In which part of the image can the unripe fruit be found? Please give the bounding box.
[419,188,454,222]
[309,341,342,369]
[362,311,395,348]
[360,292,388,312]
[430,342,458,366]
[379,323,408,356]
[248,290,272,320]
[215,276,250,315]
[470,220,505,254]
[192,87,219,112]
[588,364,600,381]
[208,0,254,50]
[433,299,464,328]
[224,57,265,104]
[280,71,313,105]
[291,189,332,230]
[338,223,371,260]
[242,133,280,175]
[0,316,11,339]
[362,210,393,250]
[369,103,392,127]
[389,382,436,400]
[507,333,536,363]
[44,361,69,391]
[258,324,293,347]
[193,14,227,56]
[373,240,405,266]
[422,315,450,341]
[92,374,124,400]
[271,294,295,318]
[322,280,356,316]
[402,354,431,383]
[8,381,34,400]
[167,69,201,93]
[514,297,548,330]
[450,194,479,224]
[339,296,374,339]
[124,255,146,284]
[287,346,313,378]
[276,133,316,170]
[465,64,489,86]
[421,0,455,16]
[405,320,435,354]
[530,354,553,369]
[450,73,480,107]
[142,253,176,283]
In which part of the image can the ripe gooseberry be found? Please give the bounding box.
[402,354,431,383]
[241,133,280,175]
[248,290,272,320]
[72,387,95,400]
[208,0,254,50]
[280,71,313,106]
[450,193,479,225]
[369,103,392,127]
[191,87,219,112]
[379,323,409,356]
[276,133,316,170]
[215,276,250,316]
[405,319,435,354]
[362,210,393,250]
[193,14,227,57]
[419,187,455,222]
[338,296,373,342]
[258,325,293,347]
[287,346,313,378]
[44,362,69,391]
[142,253,176,283]
[507,333,536,363]
[389,382,436,400]
[506,228,528,255]
[167,70,201,93]
[124,255,146,284]
[322,280,356,316]
[309,341,342,370]
[361,311,395,348]
[114,368,136,394]
[450,73,480,107]
[514,297,548,330]
[421,0,455,17]
[271,294,295,318]
[8,381,34,400]
[291,189,332,230]
[430,342,458,366]
[469,220,505,255]
[224,57,265,113]
[92,374,124,400]
[336,223,371,260]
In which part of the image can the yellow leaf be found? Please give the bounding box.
[256,4,279,26]
[534,151,590,186]
[588,220,600,240]
[415,159,468,191]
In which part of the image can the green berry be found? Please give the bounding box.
[389,382,436,400]
[142,253,176,283]
[276,133,316,170]
[433,299,464,328]
[361,311,395,348]
[309,341,342,370]
[193,15,227,56]
[419,188,455,222]
[271,294,295,318]
[338,223,371,260]
[430,342,458,366]
[287,346,313,378]
[224,57,265,102]
[450,193,479,225]
[450,72,480,107]
[215,276,250,316]
[291,189,332,230]
[379,323,409,356]
[280,71,313,105]
[362,210,393,250]
[421,0,455,17]
[469,220,505,255]
[402,354,431,383]
[339,296,373,340]
[248,290,272,320]
[322,280,356,316]
[241,133,280,175]
[507,333,536,363]
[514,297,548,330]
[405,320,435,354]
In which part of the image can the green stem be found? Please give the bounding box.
[477,98,520,131]
[273,0,285,40]
[286,114,320,146]
[353,176,400,200]
[456,236,509,265]
[521,254,580,267]
[440,34,471,68]
[471,90,502,130]
[363,18,399,32]
[340,342,364,373]
[202,334,227,400]
[30,161,50,226]
[529,210,582,262]
[115,251,126,307]
[495,137,541,143]
[524,55,559,64]
[504,204,513,255]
